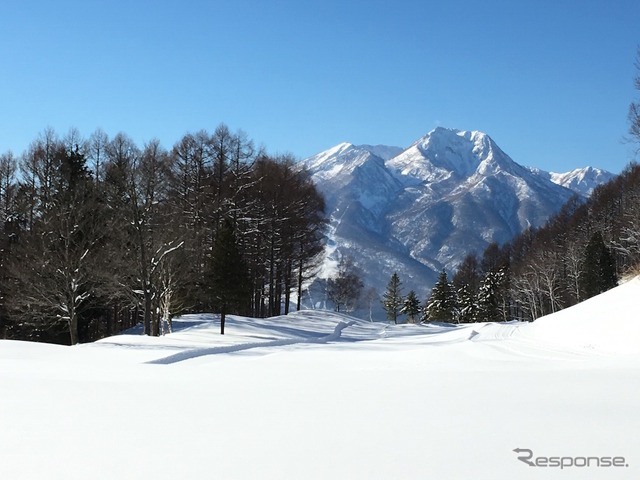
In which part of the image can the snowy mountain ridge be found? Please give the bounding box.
[528,165,615,197]
[550,166,616,196]
[300,127,615,314]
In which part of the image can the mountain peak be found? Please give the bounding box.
[301,142,388,184]
[388,127,505,182]
[325,142,354,156]
[416,127,489,144]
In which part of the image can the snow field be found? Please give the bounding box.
[1,280,640,479]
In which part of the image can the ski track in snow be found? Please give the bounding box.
[147,320,357,364]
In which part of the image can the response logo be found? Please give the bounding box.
[513,448,629,469]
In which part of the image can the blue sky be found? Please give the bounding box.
[1,0,639,173]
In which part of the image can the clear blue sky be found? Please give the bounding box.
[1,0,639,173]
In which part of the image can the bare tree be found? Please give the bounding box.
[628,48,640,148]
[171,130,214,308]
[8,145,99,344]
[63,127,87,156]
[536,251,563,314]
[88,128,109,181]
[0,151,17,225]
[564,239,585,304]
[105,137,184,335]
[326,256,363,312]
[362,287,378,322]
[511,269,542,321]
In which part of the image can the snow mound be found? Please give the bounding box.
[520,276,640,354]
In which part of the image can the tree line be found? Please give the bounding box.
[0,125,326,344]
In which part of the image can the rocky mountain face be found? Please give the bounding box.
[299,127,614,315]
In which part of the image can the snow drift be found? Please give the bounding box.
[521,276,640,354]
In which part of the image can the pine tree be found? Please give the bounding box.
[477,270,502,322]
[400,290,420,323]
[456,283,477,323]
[382,272,403,324]
[425,269,457,322]
[581,231,617,299]
[209,218,250,335]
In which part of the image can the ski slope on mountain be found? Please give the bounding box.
[1,278,639,479]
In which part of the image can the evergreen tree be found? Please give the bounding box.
[476,269,506,322]
[400,290,420,323]
[382,272,403,324]
[456,283,477,323]
[209,218,250,335]
[452,253,481,323]
[425,269,457,322]
[581,231,617,299]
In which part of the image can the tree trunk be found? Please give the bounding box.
[284,262,292,315]
[220,307,226,335]
[297,256,303,311]
[69,309,78,345]
[144,286,152,335]
[268,241,274,316]
[151,308,159,336]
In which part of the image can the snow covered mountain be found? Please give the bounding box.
[549,167,615,196]
[528,165,615,197]
[300,127,613,313]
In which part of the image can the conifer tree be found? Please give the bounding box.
[476,269,508,322]
[581,231,617,299]
[382,272,403,324]
[400,290,420,323]
[456,283,477,323]
[425,269,457,322]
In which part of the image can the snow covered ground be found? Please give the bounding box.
[2,278,640,479]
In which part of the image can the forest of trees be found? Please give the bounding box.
[0,124,326,344]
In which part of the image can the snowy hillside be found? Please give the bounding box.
[1,277,639,479]
[300,128,612,313]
